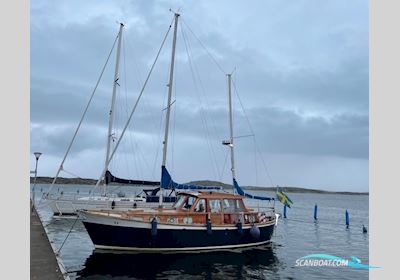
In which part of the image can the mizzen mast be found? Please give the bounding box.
[226,74,236,194]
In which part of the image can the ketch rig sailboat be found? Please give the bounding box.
[79,13,277,252]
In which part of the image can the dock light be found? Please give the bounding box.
[32,152,42,210]
[33,152,42,181]
[34,152,42,160]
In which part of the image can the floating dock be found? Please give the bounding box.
[30,201,68,279]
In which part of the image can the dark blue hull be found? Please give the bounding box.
[82,221,275,251]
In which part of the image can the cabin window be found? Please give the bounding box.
[223,199,235,213]
[194,199,206,212]
[223,199,245,213]
[173,195,187,209]
[235,199,245,212]
[209,199,222,213]
[183,196,196,210]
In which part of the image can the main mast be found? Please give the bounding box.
[160,13,180,206]
[227,74,236,193]
[104,23,124,191]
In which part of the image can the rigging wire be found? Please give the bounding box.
[170,50,177,175]
[181,18,226,75]
[39,32,119,206]
[152,93,167,178]
[151,57,171,178]
[124,32,166,180]
[232,78,276,188]
[231,70,259,187]
[123,35,145,90]
[182,21,227,156]
[132,137,144,178]
[56,216,79,255]
[121,36,143,180]
[92,16,174,190]
[182,18,226,149]
[61,169,83,179]
[180,23,222,181]
[55,16,175,254]
[121,34,133,179]
[253,135,259,187]
[113,35,131,179]
[133,136,152,177]
[219,148,230,183]
[180,19,271,188]
[110,79,120,175]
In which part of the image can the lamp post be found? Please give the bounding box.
[32,152,42,209]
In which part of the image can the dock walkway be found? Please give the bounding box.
[30,201,66,279]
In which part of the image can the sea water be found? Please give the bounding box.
[32,184,369,280]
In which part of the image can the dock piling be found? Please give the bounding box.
[363,225,367,233]
[314,204,318,220]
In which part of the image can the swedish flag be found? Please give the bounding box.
[276,186,293,208]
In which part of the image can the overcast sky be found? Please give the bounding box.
[30,0,368,191]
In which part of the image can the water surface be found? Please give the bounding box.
[32,184,369,279]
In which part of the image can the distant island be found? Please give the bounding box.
[187,180,368,195]
[30,176,368,195]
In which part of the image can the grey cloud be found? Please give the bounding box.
[30,123,106,157]
[30,0,368,190]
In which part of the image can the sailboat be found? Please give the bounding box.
[79,13,277,251]
[44,23,177,215]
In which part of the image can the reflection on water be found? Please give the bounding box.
[78,246,280,280]
[314,222,321,249]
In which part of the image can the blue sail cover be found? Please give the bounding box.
[233,178,274,201]
[161,166,222,190]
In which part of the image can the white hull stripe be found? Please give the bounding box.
[94,240,271,252]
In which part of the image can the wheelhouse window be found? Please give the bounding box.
[183,196,196,210]
[173,195,187,209]
[209,199,222,213]
[223,199,245,213]
[194,199,206,212]
[223,199,235,213]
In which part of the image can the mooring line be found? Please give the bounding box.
[57,216,80,255]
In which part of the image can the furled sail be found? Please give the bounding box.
[233,178,274,201]
[161,166,222,190]
[105,170,160,186]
